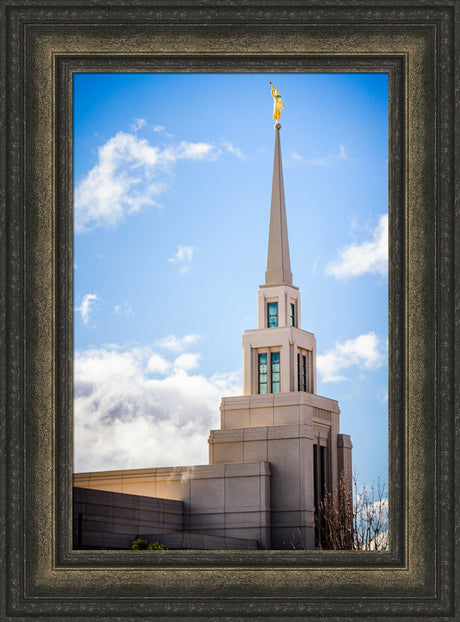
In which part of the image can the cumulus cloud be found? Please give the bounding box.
[317,332,386,383]
[290,143,348,167]
[73,343,241,472]
[154,334,200,353]
[146,353,171,375]
[168,245,196,274]
[326,214,388,279]
[174,353,201,371]
[74,132,218,232]
[75,293,99,325]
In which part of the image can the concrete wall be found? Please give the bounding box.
[211,391,344,549]
[73,487,183,549]
[209,423,315,549]
[74,461,271,549]
[139,532,258,550]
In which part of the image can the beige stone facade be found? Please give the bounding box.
[74,462,271,548]
[73,486,260,550]
[73,123,352,550]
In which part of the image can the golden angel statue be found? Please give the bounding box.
[269,81,285,122]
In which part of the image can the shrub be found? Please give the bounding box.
[131,538,149,550]
[131,538,167,550]
[146,541,167,550]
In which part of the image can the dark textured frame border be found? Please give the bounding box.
[1,1,457,620]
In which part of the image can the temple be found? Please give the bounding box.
[73,120,352,551]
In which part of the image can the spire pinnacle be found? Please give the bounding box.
[265,124,293,286]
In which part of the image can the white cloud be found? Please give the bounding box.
[175,141,218,160]
[147,353,171,375]
[222,141,245,161]
[75,293,99,325]
[326,214,388,279]
[74,132,218,232]
[168,245,196,274]
[73,343,241,472]
[317,332,386,383]
[290,143,348,167]
[130,118,146,132]
[154,334,200,353]
[153,125,172,137]
[174,353,201,371]
[114,301,133,316]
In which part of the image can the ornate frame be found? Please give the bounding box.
[1,1,457,619]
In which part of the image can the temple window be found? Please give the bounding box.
[297,353,307,391]
[258,353,268,394]
[258,350,281,394]
[267,302,278,327]
[271,352,281,393]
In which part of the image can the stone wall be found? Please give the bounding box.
[73,487,183,549]
[73,461,271,549]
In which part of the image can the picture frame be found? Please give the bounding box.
[1,1,457,619]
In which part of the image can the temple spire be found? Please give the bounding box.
[265,123,293,286]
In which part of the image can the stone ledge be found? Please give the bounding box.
[221,391,339,413]
[209,424,313,443]
[74,461,271,489]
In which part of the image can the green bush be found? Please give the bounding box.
[146,541,167,550]
[131,538,167,550]
[131,538,149,550]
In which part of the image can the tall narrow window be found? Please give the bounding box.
[258,353,268,394]
[313,444,318,514]
[271,352,281,393]
[320,446,326,499]
[297,352,307,391]
[290,303,295,327]
[267,302,278,327]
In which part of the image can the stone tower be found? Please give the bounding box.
[209,123,352,549]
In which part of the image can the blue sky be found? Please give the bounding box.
[73,73,388,490]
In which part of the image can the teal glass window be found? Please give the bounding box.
[258,353,268,394]
[271,352,281,393]
[290,303,295,327]
[267,302,278,327]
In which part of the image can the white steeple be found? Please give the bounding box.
[265,123,293,287]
